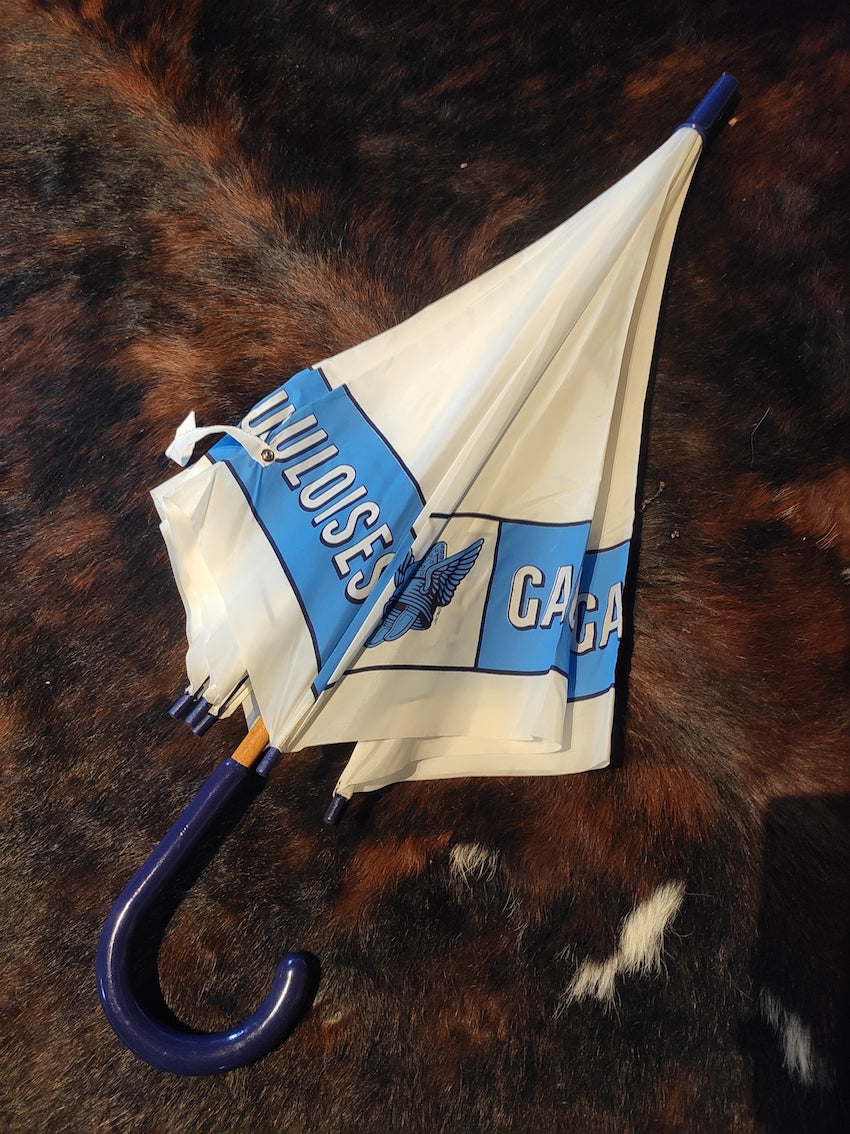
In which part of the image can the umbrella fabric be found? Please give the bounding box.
[153,124,703,800]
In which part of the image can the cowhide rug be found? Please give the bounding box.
[1,2,847,1130]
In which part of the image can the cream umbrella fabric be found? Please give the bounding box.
[152,79,734,803]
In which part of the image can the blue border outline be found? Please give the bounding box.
[430,510,594,530]
[340,660,614,703]
[313,367,333,393]
[474,522,502,669]
[317,366,426,509]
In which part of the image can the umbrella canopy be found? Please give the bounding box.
[154,77,736,807]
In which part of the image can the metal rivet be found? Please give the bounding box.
[260,448,275,463]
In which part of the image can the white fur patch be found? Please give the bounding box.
[760,989,826,1087]
[311,987,351,1028]
[563,881,686,1008]
[320,1007,350,1028]
[449,842,500,885]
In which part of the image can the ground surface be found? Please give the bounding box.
[1,2,848,1130]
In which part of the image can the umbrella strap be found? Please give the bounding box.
[165,412,273,467]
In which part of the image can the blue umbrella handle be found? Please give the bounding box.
[96,757,316,1075]
[678,73,739,139]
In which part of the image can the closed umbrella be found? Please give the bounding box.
[97,74,739,1075]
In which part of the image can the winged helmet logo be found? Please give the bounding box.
[366,538,485,646]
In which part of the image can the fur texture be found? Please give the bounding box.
[1,2,848,1129]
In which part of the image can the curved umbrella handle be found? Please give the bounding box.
[96,756,316,1075]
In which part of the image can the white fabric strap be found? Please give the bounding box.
[165,412,271,467]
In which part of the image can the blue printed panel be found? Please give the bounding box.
[476,520,629,700]
[209,369,423,692]
[561,541,629,699]
[477,520,590,671]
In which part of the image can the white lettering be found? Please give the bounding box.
[282,444,339,487]
[572,593,597,654]
[508,566,544,630]
[345,552,395,602]
[271,413,322,458]
[321,500,381,546]
[277,428,329,462]
[298,464,356,511]
[540,565,573,629]
[311,484,368,527]
[599,582,622,648]
[332,523,393,578]
[241,391,294,438]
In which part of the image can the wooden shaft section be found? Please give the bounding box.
[231,718,270,768]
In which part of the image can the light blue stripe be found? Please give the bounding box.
[209,369,423,693]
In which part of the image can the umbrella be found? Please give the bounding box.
[97,73,739,1075]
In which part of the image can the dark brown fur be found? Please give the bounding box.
[1,2,848,1130]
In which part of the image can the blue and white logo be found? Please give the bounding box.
[208,367,425,693]
[367,539,484,646]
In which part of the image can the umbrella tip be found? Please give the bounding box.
[678,73,739,141]
[184,697,218,736]
[168,690,196,721]
[168,689,218,735]
[323,793,349,826]
[255,746,282,777]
